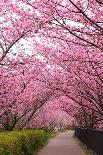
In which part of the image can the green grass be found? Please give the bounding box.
[33,130,56,155]
[0,129,54,155]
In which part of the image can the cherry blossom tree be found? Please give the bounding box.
[0,0,103,130]
[0,57,55,130]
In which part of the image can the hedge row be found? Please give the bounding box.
[0,129,52,155]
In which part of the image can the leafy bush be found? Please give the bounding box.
[0,130,52,155]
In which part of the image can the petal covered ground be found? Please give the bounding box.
[37,131,86,155]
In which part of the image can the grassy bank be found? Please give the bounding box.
[0,129,54,155]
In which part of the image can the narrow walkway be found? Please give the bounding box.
[37,130,86,155]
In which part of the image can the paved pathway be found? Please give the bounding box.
[37,130,86,155]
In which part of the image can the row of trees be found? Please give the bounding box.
[0,0,103,130]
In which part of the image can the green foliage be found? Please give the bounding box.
[0,130,52,155]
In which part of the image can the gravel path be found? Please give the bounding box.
[37,130,86,155]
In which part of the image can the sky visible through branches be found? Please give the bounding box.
[0,0,103,131]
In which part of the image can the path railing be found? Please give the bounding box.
[75,127,103,155]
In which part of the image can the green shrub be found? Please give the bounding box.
[0,130,53,155]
